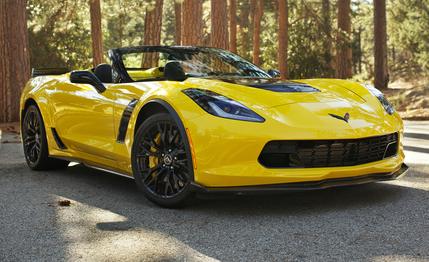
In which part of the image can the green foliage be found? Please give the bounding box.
[387,0,429,77]
[27,0,92,69]
[102,0,145,50]
[286,1,334,78]
[26,0,428,80]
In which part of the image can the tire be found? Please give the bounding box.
[131,113,194,208]
[22,105,69,170]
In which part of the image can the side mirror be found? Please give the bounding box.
[164,61,187,81]
[70,70,106,93]
[267,69,281,78]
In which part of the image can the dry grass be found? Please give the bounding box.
[0,122,21,143]
[0,122,20,133]
[384,78,429,120]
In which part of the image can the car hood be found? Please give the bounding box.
[183,77,368,109]
[182,77,398,135]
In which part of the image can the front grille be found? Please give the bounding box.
[258,133,398,168]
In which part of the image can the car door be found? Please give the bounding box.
[50,80,117,163]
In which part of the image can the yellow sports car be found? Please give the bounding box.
[20,46,408,207]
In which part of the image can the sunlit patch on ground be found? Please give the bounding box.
[372,255,429,262]
[53,195,218,261]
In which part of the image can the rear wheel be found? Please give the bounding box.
[132,113,194,208]
[22,105,69,170]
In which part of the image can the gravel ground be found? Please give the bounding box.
[0,122,428,262]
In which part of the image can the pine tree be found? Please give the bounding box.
[211,0,229,49]
[322,0,333,75]
[336,0,352,79]
[174,1,182,45]
[278,0,288,79]
[374,0,388,89]
[252,0,264,65]
[238,1,251,59]
[89,0,104,67]
[182,0,203,45]
[0,0,30,122]
[142,0,164,68]
[229,0,237,53]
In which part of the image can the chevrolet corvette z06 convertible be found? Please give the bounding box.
[20,46,408,207]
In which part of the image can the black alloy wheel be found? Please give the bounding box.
[132,113,194,207]
[22,105,69,170]
[23,107,42,164]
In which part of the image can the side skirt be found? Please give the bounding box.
[51,155,134,180]
[83,163,135,180]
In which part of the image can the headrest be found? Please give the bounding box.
[94,64,113,83]
[164,61,186,81]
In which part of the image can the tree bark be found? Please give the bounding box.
[278,0,288,79]
[89,0,104,67]
[211,0,229,49]
[0,0,30,123]
[182,0,203,45]
[238,1,250,58]
[142,0,164,68]
[174,1,182,45]
[322,0,333,75]
[374,0,388,89]
[229,0,237,53]
[336,0,352,79]
[252,0,263,66]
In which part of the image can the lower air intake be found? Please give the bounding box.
[258,133,398,168]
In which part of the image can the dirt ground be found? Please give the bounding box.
[385,78,429,120]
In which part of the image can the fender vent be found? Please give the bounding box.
[117,99,139,143]
[51,128,67,149]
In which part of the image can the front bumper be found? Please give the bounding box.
[192,163,409,194]
[184,107,404,187]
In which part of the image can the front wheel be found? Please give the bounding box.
[131,113,194,208]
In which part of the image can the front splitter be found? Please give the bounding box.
[191,163,409,194]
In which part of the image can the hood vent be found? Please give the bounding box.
[249,82,320,93]
[220,78,320,93]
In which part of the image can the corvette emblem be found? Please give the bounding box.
[329,113,350,123]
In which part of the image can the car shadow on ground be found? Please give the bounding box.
[38,163,429,260]
[61,164,403,214]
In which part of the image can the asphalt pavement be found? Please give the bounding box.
[0,121,428,261]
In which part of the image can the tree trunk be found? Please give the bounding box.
[358,27,362,74]
[374,0,388,89]
[229,0,237,53]
[0,0,30,123]
[182,0,203,45]
[322,0,333,75]
[278,0,288,79]
[252,0,263,66]
[211,0,229,49]
[142,0,164,68]
[336,0,352,79]
[238,1,250,58]
[89,0,104,67]
[174,1,182,45]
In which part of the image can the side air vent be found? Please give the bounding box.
[51,128,67,149]
[117,99,139,143]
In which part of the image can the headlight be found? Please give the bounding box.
[363,84,395,115]
[182,88,265,122]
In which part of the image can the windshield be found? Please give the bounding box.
[117,47,271,81]
[171,48,270,78]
